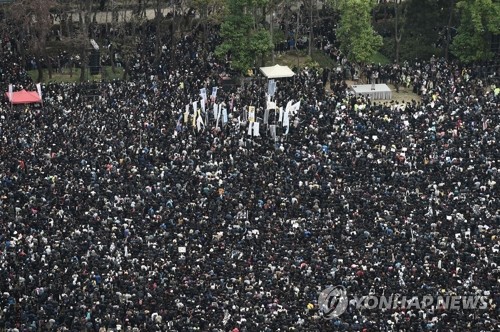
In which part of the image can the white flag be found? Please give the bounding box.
[36,83,42,100]
[247,122,253,136]
[285,100,293,112]
[211,87,218,99]
[278,107,284,122]
[192,101,198,113]
[290,101,300,116]
[253,122,260,136]
[8,84,13,101]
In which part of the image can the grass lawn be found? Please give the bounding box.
[28,66,124,84]
[266,49,336,70]
[370,51,392,65]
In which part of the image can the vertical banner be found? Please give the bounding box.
[222,108,228,125]
[283,110,290,128]
[264,108,270,125]
[213,103,218,120]
[270,125,276,141]
[268,79,276,97]
[229,95,234,111]
[200,88,207,100]
[176,113,183,132]
[283,110,290,135]
[184,105,190,123]
[247,122,253,136]
[36,83,43,102]
[192,109,198,128]
[196,114,204,132]
[278,107,284,123]
[8,84,13,104]
[242,107,247,124]
[253,122,260,136]
[248,106,255,123]
[211,87,218,101]
[199,88,207,113]
[192,101,198,114]
[216,104,222,129]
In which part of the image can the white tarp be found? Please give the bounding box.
[259,64,295,79]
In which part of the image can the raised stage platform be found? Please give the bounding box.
[350,84,392,100]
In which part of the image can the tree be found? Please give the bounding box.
[9,0,56,82]
[336,0,382,64]
[215,0,272,74]
[190,0,225,44]
[451,0,500,63]
[393,1,407,64]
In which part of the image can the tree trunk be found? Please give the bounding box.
[80,47,87,82]
[308,0,314,57]
[36,58,44,83]
[122,61,129,80]
[444,0,455,61]
[270,0,274,64]
[47,54,53,79]
[153,0,162,66]
[394,2,406,65]
[110,43,116,73]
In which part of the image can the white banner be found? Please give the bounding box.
[196,114,204,132]
[211,87,218,99]
[8,84,13,101]
[216,104,222,129]
[248,106,255,123]
[36,83,42,100]
[290,101,300,116]
[222,108,228,125]
[270,125,276,140]
[278,107,284,122]
[264,108,269,124]
[283,110,290,128]
[247,122,253,136]
[213,103,218,120]
[253,122,260,136]
[267,79,276,97]
[266,100,276,111]
[184,105,190,123]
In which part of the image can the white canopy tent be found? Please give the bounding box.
[259,64,295,79]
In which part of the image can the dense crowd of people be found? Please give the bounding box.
[1,12,500,332]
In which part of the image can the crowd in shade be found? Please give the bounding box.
[1,18,500,332]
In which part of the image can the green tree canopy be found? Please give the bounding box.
[451,0,500,63]
[215,0,272,74]
[336,0,383,64]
